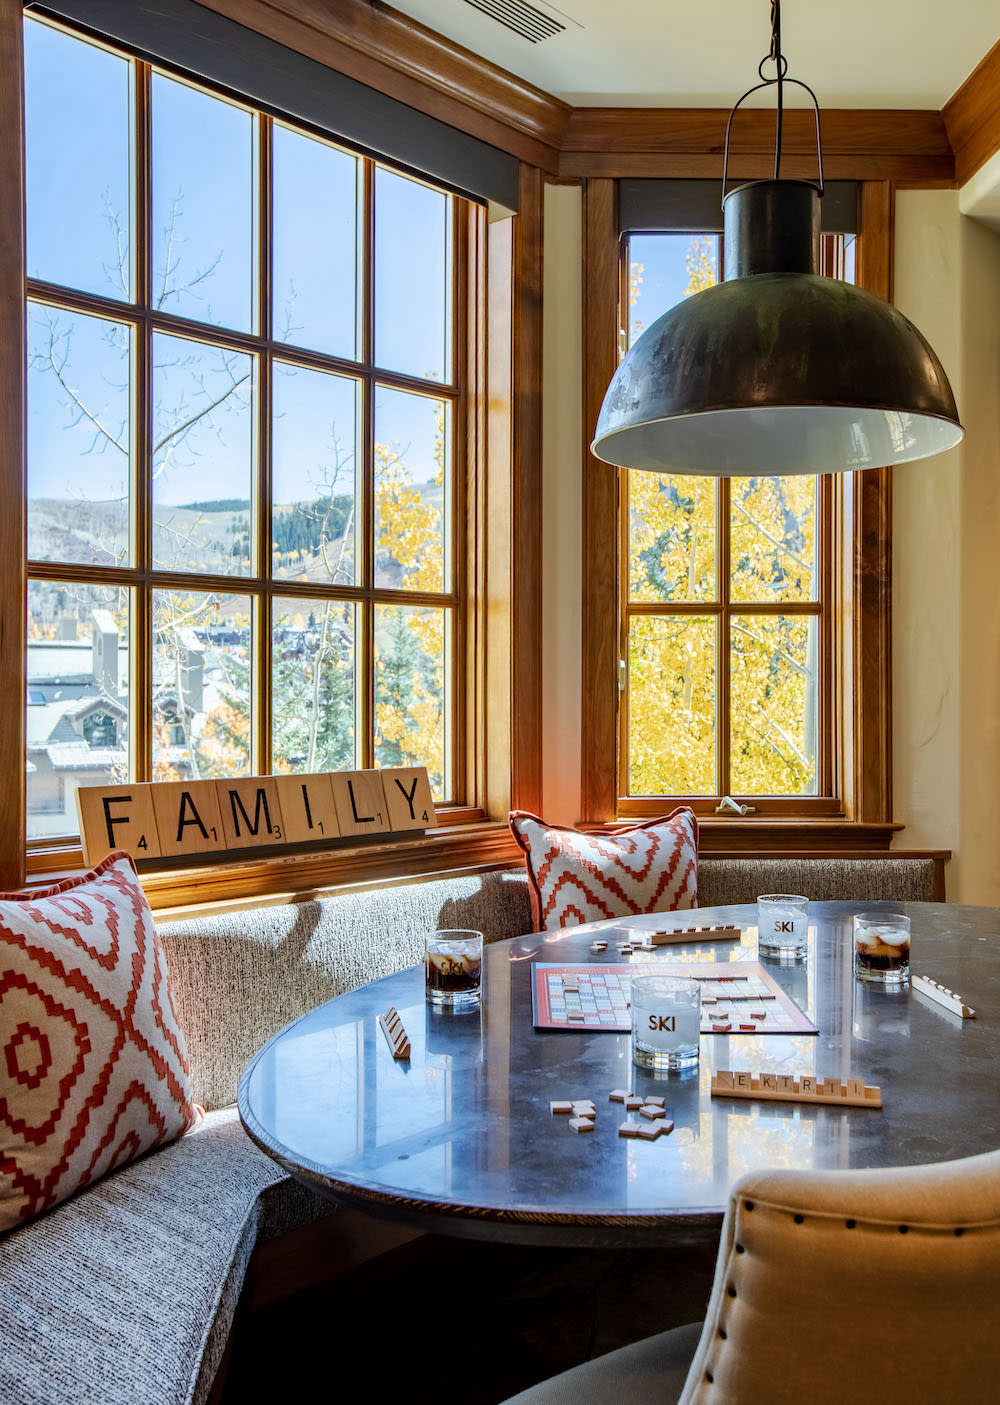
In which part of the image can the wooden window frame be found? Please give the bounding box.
[582,177,895,849]
[1,10,544,901]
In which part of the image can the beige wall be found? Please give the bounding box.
[895,190,1000,902]
[540,183,583,823]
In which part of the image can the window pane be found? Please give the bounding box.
[25,19,133,300]
[374,604,449,797]
[273,125,360,358]
[730,477,817,603]
[152,334,255,574]
[152,74,255,332]
[628,234,718,345]
[375,168,450,381]
[28,302,132,567]
[27,580,130,839]
[272,598,356,772]
[153,590,251,780]
[627,615,716,795]
[628,471,716,603]
[730,615,817,795]
[272,363,359,585]
[375,387,448,593]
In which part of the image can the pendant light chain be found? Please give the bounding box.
[723,0,822,205]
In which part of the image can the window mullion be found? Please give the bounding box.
[718,476,731,798]
[360,158,376,769]
[254,114,273,776]
[133,59,153,782]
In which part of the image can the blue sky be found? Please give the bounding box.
[628,232,720,345]
[25,14,451,521]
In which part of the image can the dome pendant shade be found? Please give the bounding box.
[592,181,964,476]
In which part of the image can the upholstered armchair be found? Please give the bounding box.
[503,1147,1000,1403]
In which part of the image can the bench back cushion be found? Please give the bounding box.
[157,870,532,1111]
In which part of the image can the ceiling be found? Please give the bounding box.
[391,1,999,110]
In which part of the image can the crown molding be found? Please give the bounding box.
[943,36,1000,186]
[560,107,954,182]
[195,1,997,188]
[194,0,569,172]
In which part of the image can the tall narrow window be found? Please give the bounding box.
[620,229,854,812]
[24,14,469,843]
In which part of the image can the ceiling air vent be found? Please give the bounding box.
[462,0,566,44]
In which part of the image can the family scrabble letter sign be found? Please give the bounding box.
[75,767,437,867]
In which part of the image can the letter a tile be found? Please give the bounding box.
[151,780,225,859]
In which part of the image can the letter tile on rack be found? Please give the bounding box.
[76,783,161,866]
[271,773,341,844]
[330,770,391,838]
[151,780,226,859]
[215,777,286,850]
[380,767,437,831]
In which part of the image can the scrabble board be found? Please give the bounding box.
[531,960,817,1035]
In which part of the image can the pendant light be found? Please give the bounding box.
[591,1,964,476]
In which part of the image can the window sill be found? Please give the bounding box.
[26,813,524,914]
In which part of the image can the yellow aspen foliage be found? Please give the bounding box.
[626,235,817,798]
[372,401,447,790]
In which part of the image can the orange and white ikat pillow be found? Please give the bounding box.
[509,808,699,932]
[0,851,200,1233]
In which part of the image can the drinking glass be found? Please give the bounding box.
[853,912,910,985]
[424,929,483,1006]
[757,893,809,960]
[630,972,701,1070]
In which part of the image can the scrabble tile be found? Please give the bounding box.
[643,1096,666,1107]
[624,1096,644,1111]
[330,770,391,837]
[380,766,436,831]
[640,1105,667,1120]
[550,1101,574,1115]
[271,773,340,844]
[151,781,226,859]
[76,782,161,866]
[608,1089,629,1103]
[569,1117,595,1134]
[636,1122,663,1140]
[618,1122,641,1138]
[216,777,286,849]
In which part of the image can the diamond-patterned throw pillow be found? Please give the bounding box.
[509,808,699,932]
[0,851,199,1233]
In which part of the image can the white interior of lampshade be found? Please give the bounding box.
[591,405,966,476]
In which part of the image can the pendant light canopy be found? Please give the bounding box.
[591,4,964,477]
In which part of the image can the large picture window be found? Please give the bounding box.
[618,227,856,814]
[25,14,471,843]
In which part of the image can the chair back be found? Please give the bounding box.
[679,1148,1000,1404]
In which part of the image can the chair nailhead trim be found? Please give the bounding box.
[794,1214,804,1224]
[845,1219,856,1228]
[728,1286,737,1298]
[718,1329,727,1340]
[898,1225,909,1234]
[745,1200,754,1210]
[735,1243,745,1253]
[706,1372,714,1383]
[954,1227,965,1237]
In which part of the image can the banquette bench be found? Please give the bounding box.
[0,855,939,1405]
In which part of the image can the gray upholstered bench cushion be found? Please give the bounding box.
[0,1109,324,1405]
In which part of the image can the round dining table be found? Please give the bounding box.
[238,900,1000,1247]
